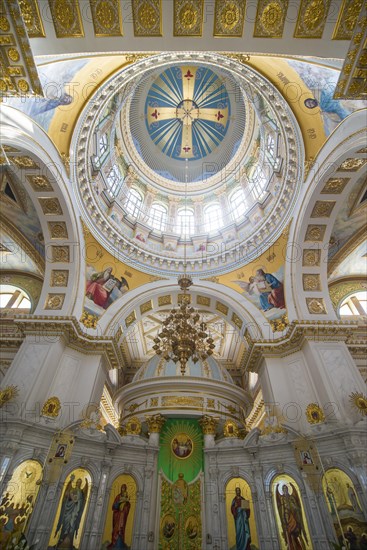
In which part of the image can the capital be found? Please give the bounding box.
[199,414,219,435]
[145,414,166,433]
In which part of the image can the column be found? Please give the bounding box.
[145,414,165,549]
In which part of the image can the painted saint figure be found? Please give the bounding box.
[86,267,129,309]
[276,483,308,550]
[231,487,251,550]
[54,475,88,549]
[108,484,130,549]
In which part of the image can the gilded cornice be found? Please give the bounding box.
[13,315,124,371]
[243,320,359,373]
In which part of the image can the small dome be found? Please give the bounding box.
[133,354,233,384]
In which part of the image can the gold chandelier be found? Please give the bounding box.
[152,158,215,375]
[152,274,215,375]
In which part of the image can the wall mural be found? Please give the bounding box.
[48,468,91,550]
[272,474,312,550]
[158,419,203,550]
[287,60,367,136]
[226,478,259,550]
[0,460,43,548]
[216,228,288,330]
[102,474,137,550]
[82,229,163,324]
[322,468,367,548]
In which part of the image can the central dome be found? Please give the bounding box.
[128,62,245,183]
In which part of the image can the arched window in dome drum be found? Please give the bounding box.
[204,203,223,233]
[149,203,168,232]
[230,188,248,222]
[249,166,267,201]
[266,133,275,157]
[106,164,122,198]
[125,188,143,218]
[176,208,194,237]
[99,133,108,156]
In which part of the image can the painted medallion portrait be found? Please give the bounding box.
[171,433,193,459]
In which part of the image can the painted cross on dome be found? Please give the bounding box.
[145,66,230,160]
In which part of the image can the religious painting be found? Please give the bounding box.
[85,265,129,313]
[48,468,91,550]
[0,460,43,548]
[171,433,193,460]
[226,478,259,550]
[272,474,312,550]
[322,468,367,547]
[102,474,137,550]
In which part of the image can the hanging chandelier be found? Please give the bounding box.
[152,274,215,375]
[152,152,215,375]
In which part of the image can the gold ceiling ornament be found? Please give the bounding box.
[41,396,61,418]
[302,248,321,267]
[50,270,69,287]
[18,0,45,37]
[45,293,65,310]
[140,300,153,314]
[51,245,70,262]
[214,0,245,37]
[223,419,240,437]
[125,310,136,328]
[48,0,84,38]
[303,274,321,292]
[306,297,327,315]
[305,224,326,241]
[231,312,243,330]
[125,416,142,435]
[0,385,19,407]
[216,301,229,315]
[199,414,219,435]
[26,174,53,192]
[174,0,203,36]
[133,0,162,36]
[269,313,289,332]
[349,391,367,416]
[197,295,210,307]
[333,0,363,40]
[338,157,367,171]
[145,413,166,433]
[254,0,288,38]
[39,198,63,215]
[90,0,123,37]
[158,295,172,306]
[80,310,99,329]
[9,155,39,169]
[310,200,336,218]
[305,403,325,424]
[321,177,349,194]
[48,221,68,239]
[294,0,330,38]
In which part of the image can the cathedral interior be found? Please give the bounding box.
[0,1,366,549]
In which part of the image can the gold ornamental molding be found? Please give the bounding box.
[243,320,359,373]
[132,0,162,37]
[332,0,363,40]
[334,6,367,99]
[18,0,45,37]
[294,0,331,39]
[328,276,367,312]
[13,315,125,371]
[174,0,203,37]
[48,0,84,38]
[254,0,289,38]
[213,0,245,37]
[90,0,123,37]
[0,0,43,96]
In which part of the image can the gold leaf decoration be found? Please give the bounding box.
[214,0,245,37]
[174,0,203,36]
[19,0,45,37]
[48,0,84,38]
[132,0,162,36]
[254,0,289,38]
[305,403,325,424]
[41,396,61,418]
[333,0,363,40]
[0,385,19,407]
[349,391,367,416]
[90,0,123,37]
[294,0,330,38]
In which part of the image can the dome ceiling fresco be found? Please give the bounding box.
[144,66,231,164]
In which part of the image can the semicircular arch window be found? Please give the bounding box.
[204,203,223,233]
[339,291,367,316]
[149,203,168,232]
[176,207,195,237]
[0,284,31,311]
[125,188,143,218]
[230,187,248,222]
[250,166,267,201]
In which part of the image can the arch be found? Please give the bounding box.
[148,202,168,232]
[204,202,223,233]
[288,111,366,321]
[225,477,259,549]
[0,105,84,318]
[176,206,194,236]
[124,187,143,218]
[229,186,248,222]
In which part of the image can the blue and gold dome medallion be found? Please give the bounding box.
[145,66,230,161]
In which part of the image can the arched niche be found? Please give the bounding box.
[225,477,259,550]
[102,474,137,549]
[322,467,366,547]
[271,473,312,550]
[48,468,91,550]
[0,459,43,547]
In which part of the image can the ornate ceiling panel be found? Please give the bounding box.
[0,0,42,96]
[294,0,331,39]
[132,0,162,37]
[174,0,203,37]
[90,0,123,37]
[48,0,84,38]
[213,0,245,37]
[253,0,288,38]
